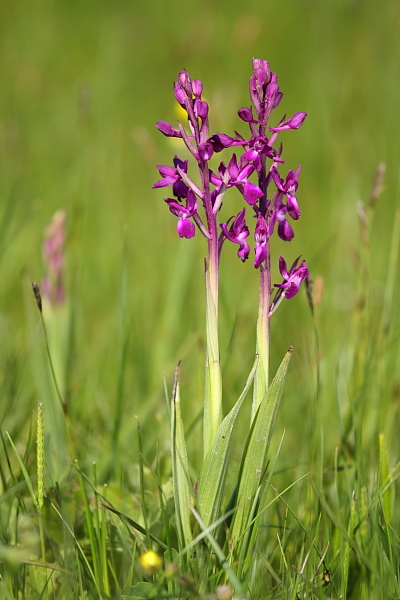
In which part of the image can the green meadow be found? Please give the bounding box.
[1,1,399,598]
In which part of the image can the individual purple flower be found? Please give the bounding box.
[226,154,263,205]
[153,156,189,199]
[253,213,270,268]
[269,197,295,242]
[220,208,250,262]
[271,165,302,219]
[241,135,282,171]
[209,155,263,206]
[269,111,307,132]
[165,189,198,239]
[274,256,309,299]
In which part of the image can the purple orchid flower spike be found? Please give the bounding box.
[154,59,310,438]
[220,208,250,262]
[165,189,198,238]
[271,165,302,219]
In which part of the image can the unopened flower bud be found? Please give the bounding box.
[178,70,192,96]
[192,79,203,97]
[238,107,254,122]
[156,121,181,137]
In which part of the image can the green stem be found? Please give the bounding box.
[202,165,222,457]
[252,255,270,421]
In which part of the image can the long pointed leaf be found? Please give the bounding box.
[197,357,258,527]
[230,347,292,551]
[171,364,192,548]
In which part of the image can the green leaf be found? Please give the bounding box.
[121,582,159,599]
[197,356,258,527]
[230,347,292,552]
[171,363,192,549]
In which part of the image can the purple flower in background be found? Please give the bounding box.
[274,256,309,299]
[165,189,198,238]
[220,208,250,261]
[42,210,66,306]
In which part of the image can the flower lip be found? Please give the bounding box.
[165,189,198,239]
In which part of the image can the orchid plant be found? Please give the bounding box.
[153,58,309,587]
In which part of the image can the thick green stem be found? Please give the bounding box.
[251,256,270,421]
[202,166,222,457]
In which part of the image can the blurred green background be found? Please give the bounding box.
[1,0,400,476]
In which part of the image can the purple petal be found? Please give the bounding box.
[254,243,267,268]
[271,166,284,191]
[287,112,307,129]
[153,176,177,189]
[173,157,188,171]
[243,180,263,205]
[278,219,294,241]
[220,222,235,243]
[287,195,300,220]
[278,256,289,280]
[231,208,247,236]
[165,198,184,217]
[185,190,198,215]
[156,121,180,137]
[198,142,214,161]
[174,81,186,104]
[177,217,195,238]
[178,70,192,95]
[272,91,283,109]
[194,98,208,120]
[237,241,250,261]
[209,134,237,152]
[238,107,254,122]
[238,163,255,180]
[242,149,258,162]
[228,154,239,179]
[172,179,189,199]
[192,79,203,97]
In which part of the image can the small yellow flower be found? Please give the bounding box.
[139,550,163,575]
